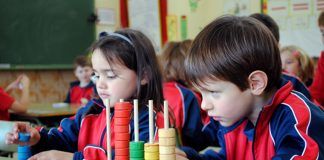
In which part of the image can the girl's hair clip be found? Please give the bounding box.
[99,31,134,46]
[292,50,300,57]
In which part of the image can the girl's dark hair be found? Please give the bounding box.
[90,29,163,112]
[185,15,282,93]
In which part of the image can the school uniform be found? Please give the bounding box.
[31,98,151,160]
[181,79,324,160]
[0,87,14,120]
[282,73,311,99]
[156,82,211,151]
[310,51,324,106]
[64,81,95,104]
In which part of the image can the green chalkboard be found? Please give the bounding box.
[0,0,95,69]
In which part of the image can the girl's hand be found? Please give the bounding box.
[6,122,40,146]
[28,150,73,160]
[20,74,30,89]
[176,148,189,160]
[5,75,23,92]
[5,74,30,92]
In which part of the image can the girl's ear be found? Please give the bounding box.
[248,70,268,95]
[140,71,149,85]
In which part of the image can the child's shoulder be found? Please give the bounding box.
[270,89,323,126]
[69,80,80,87]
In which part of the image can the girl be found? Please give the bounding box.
[157,40,213,152]
[1,74,30,120]
[280,45,314,86]
[6,29,164,160]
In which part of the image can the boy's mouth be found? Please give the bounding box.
[212,116,222,121]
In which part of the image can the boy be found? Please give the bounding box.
[309,11,324,106]
[64,55,95,105]
[0,74,29,120]
[178,15,324,159]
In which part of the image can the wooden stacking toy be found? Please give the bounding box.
[114,100,132,160]
[158,101,176,160]
[144,100,159,160]
[130,99,145,160]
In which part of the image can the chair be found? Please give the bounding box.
[0,121,17,156]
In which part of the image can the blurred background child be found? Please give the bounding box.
[158,40,211,151]
[280,45,314,86]
[250,13,313,100]
[309,11,324,106]
[0,74,29,120]
[64,55,95,105]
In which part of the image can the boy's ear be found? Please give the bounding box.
[248,70,268,95]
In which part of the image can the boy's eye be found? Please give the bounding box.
[211,91,220,94]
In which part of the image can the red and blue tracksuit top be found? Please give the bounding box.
[64,81,95,104]
[310,51,324,106]
[156,82,210,151]
[181,79,324,160]
[192,73,315,152]
[0,87,15,120]
[31,98,152,160]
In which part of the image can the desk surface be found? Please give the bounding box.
[11,103,80,118]
[0,157,14,160]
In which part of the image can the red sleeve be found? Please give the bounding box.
[0,87,15,111]
[309,51,324,106]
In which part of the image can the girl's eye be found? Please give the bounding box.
[286,60,294,64]
[106,71,117,79]
[107,75,117,79]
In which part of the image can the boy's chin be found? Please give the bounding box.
[218,120,236,127]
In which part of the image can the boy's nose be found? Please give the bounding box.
[201,98,213,111]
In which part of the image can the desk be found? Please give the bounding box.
[10,103,80,127]
[0,157,14,160]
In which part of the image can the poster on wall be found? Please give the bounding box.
[265,0,323,57]
[166,15,178,41]
[127,0,162,52]
[223,0,251,16]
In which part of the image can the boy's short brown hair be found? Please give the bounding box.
[185,15,282,92]
[73,55,91,69]
[250,13,280,42]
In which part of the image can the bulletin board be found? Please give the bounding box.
[127,0,162,52]
[263,0,323,57]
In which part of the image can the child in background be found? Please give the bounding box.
[0,74,29,120]
[250,13,313,100]
[160,40,193,88]
[158,40,211,151]
[6,29,164,159]
[310,11,324,106]
[280,45,314,86]
[64,55,95,105]
[178,15,324,159]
